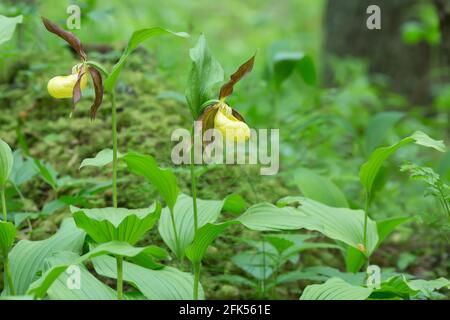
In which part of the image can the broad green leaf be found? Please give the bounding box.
[158,194,241,258]
[270,51,316,88]
[0,221,15,255]
[123,152,179,212]
[276,197,379,254]
[297,54,316,86]
[185,221,238,264]
[300,277,373,300]
[71,203,161,245]
[236,202,319,232]
[0,138,13,186]
[346,216,410,273]
[303,266,366,285]
[5,218,85,295]
[48,263,116,300]
[79,149,123,169]
[92,255,203,300]
[365,111,404,154]
[27,241,164,298]
[33,158,58,190]
[360,131,445,196]
[231,250,276,280]
[185,34,224,118]
[294,168,348,207]
[271,271,326,288]
[9,151,37,186]
[370,275,414,300]
[0,15,23,45]
[407,277,449,298]
[377,216,410,244]
[104,27,189,92]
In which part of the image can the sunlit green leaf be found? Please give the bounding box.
[123,152,179,212]
[71,203,161,245]
[105,27,189,92]
[0,15,23,46]
[185,34,224,118]
[294,168,348,207]
[300,277,373,300]
[360,131,445,196]
[0,138,13,186]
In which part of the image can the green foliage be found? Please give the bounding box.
[294,168,348,207]
[159,194,243,258]
[360,131,445,198]
[0,139,13,187]
[0,15,22,45]
[5,219,85,295]
[104,28,189,92]
[300,277,373,300]
[185,34,224,118]
[123,152,180,212]
[71,204,161,245]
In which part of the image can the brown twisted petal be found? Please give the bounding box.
[71,65,86,115]
[195,104,219,145]
[89,67,104,120]
[41,16,87,61]
[219,54,255,100]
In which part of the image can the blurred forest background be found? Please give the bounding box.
[0,0,449,299]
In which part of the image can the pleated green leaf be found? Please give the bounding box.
[345,216,410,273]
[0,221,15,255]
[27,241,165,298]
[185,34,224,118]
[300,277,373,300]
[257,197,379,254]
[0,138,13,186]
[158,193,244,258]
[124,152,179,212]
[71,203,161,245]
[5,218,85,295]
[360,131,445,196]
[92,255,203,300]
[294,168,348,208]
[79,148,123,169]
[185,221,238,264]
[104,27,189,92]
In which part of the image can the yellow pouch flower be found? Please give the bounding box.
[47,64,88,99]
[214,103,250,142]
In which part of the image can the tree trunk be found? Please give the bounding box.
[324,0,431,104]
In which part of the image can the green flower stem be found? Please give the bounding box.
[111,91,118,208]
[116,255,123,300]
[1,186,6,222]
[4,256,14,295]
[169,208,181,257]
[193,262,201,300]
[190,123,199,235]
[363,191,371,266]
[190,123,200,300]
[1,186,15,294]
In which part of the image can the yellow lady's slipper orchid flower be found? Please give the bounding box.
[214,102,250,142]
[47,64,88,99]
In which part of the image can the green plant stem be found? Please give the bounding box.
[4,256,14,295]
[1,187,6,222]
[116,255,123,300]
[169,208,181,257]
[190,126,199,235]
[193,262,201,300]
[1,186,15,294]
[111,91,118,208]
[363,191,370,266]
